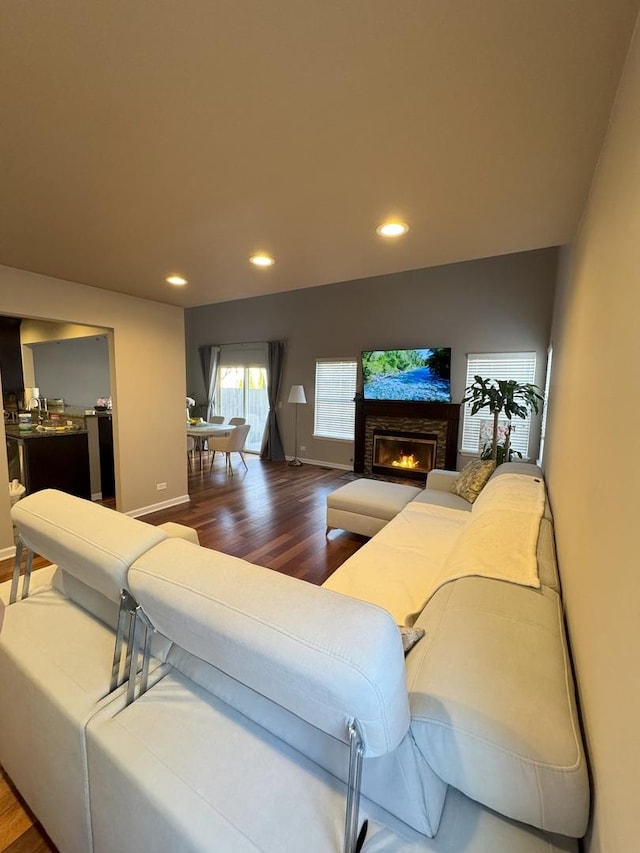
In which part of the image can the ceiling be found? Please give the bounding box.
[1,1,638,308]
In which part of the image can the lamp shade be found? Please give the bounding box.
[287,385,307,404]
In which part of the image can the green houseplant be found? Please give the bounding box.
[462,376,544,463]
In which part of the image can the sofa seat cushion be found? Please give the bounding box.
[323,501,469,625]
[408,577,589,837]
[86,669,360,853]
[411,488,472,512]
[365,787,578,852]
[11,489,167,603]
[86,670,577,853]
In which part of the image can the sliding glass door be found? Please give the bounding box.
[216,366,268,452]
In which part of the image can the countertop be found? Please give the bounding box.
[5,423,88,440]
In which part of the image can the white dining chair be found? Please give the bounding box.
[227,417,246,425]
[199,416,225,455]
[208,424,250,474]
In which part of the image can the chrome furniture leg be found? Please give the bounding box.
[109,589,156,704]
[110,590,138,694]
[9,538,35,604]
[344,718,365,853]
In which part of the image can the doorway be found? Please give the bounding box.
[216,366,268,453]
[3,318,115,502]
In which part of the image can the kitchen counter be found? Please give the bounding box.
[5,423,88,440]
[6,424,91,498]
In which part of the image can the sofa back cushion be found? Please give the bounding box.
[129,538,410,757]
[11,489,167,604]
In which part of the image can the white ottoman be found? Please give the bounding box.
[326,478,422,537]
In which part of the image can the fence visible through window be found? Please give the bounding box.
[217,366,269,452]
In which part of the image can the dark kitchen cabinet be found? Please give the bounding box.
[97,414,115,499]
[0,316,24,394]
[6,428,91,499]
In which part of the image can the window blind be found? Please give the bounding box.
[461,352,537,457]
[314,358,357,440]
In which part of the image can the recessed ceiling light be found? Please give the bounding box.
[166,274,188,286]
[376,221,409,238]
[249,254,275,267]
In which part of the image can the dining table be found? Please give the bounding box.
[187,422,235,471]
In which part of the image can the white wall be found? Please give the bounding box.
[0,266,188,554]
[544,14,640,852]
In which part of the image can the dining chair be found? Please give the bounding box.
[208,424,251,474]
[227,417,246,425]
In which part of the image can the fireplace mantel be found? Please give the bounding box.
[354,397,460,475]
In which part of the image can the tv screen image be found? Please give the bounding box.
[361,348,451,402]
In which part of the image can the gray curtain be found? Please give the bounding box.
[199,345,220,421]
[260,340,285,461]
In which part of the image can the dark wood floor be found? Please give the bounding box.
[0,456,366,852]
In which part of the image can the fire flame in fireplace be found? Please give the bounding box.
[392,453,419,469]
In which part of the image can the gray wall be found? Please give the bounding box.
[30,335,110,409]
[185,248,558,468]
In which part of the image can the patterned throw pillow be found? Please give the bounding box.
[451,459,496,504]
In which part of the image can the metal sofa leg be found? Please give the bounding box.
[344,718,366,853]
[9,537,34,604]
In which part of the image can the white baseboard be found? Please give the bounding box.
[0,544,16,561]
[126,494,191,519]
[284,456,352,471]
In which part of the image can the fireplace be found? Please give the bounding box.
[354,397,460,481]
[372,429,438,481]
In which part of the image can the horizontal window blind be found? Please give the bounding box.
[314,358,357,440]
[462,352,537,457]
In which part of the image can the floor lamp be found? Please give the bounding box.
[287,384,306,466]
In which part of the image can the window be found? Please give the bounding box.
[537,347,553,465]
[314,358,357,440]
[461,352,537,458]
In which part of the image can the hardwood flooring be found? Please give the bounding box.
[0,457,366,852]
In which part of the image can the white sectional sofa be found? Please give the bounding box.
[0,465,588,852]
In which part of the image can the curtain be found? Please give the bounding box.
[199,345,220,421]
[260,340,285,461]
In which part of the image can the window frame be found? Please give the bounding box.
[313,357,358,442]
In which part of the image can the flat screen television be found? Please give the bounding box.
[361,348,451,402]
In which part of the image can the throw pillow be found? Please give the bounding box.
[399,626,425,654]
[451,459,496,504]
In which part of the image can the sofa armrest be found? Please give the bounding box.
[425,469,460,492]
[407,578,589,837]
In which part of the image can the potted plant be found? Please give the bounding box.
[462,376,544,463]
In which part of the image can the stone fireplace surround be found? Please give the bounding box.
[354,397,460,481]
